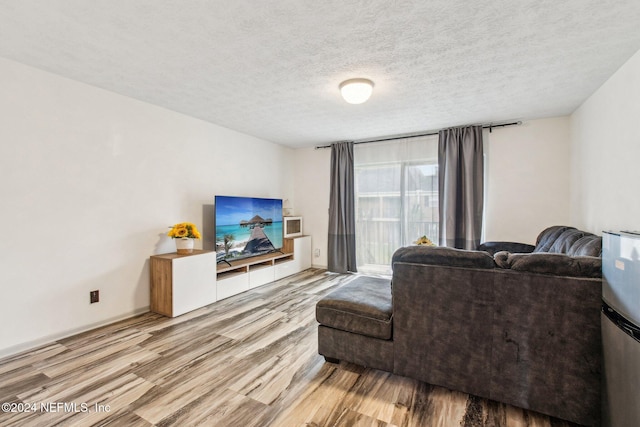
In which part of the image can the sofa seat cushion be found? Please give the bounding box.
[316,276,392,340]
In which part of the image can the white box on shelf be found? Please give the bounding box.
[284,216,303,238]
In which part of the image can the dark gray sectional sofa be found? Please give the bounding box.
[316,226,603,426]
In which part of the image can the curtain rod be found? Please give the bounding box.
[314,121,522,149]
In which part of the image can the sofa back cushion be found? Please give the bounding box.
[496,252,602,278]
[548,228,589,254]
[567,234,603,257]
[533,226,576,252]
[392,246,495,269]
[533,226,602,257]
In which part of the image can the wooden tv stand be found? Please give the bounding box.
[150,236,311,316]
[215,236,311,300]
[216,238,296,279]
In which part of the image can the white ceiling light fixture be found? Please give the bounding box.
[339,78,374,104]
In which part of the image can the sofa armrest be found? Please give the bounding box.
[490,269,602,425]
[391,261,602,425]
[476,241,535,255]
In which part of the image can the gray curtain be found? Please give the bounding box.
[328,141,357,273]
[438,126,484,249]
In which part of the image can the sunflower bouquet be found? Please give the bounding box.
[167,222,202,239]
[414,235,435,246]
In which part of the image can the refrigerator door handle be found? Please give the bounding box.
[603,301,640,342]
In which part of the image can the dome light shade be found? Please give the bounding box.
[339,78,374,104]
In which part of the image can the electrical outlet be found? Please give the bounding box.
[90,290,99,304]
[314,248,321,258]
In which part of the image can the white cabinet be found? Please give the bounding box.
[150,250,217,317]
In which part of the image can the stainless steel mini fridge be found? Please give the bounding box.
[602,231,640,427]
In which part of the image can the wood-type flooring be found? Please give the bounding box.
[0,269,580,427]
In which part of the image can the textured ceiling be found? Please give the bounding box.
[1,1,640,148]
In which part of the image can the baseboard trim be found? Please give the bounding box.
[0,306,150,360]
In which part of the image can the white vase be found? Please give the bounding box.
[175,238,195,254]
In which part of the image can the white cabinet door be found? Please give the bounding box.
[274,260,297,280]
[217,273,250,300]
[172,251,216,316]
[249,266,275,288]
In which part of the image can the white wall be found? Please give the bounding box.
[0,57,294,356]
[570,48,640,233]
[293,147,331,268]
[484,117,571,244]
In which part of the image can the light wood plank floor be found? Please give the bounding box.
[0,269,579,427]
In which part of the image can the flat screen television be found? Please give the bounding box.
[214,195,283,262]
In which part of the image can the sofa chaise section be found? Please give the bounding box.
[316,226,603,426]
[316,276,394,372]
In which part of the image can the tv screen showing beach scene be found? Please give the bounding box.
[214,195,283,261]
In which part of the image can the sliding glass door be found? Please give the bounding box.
[404,163,439,246]
[354,137,439,274]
